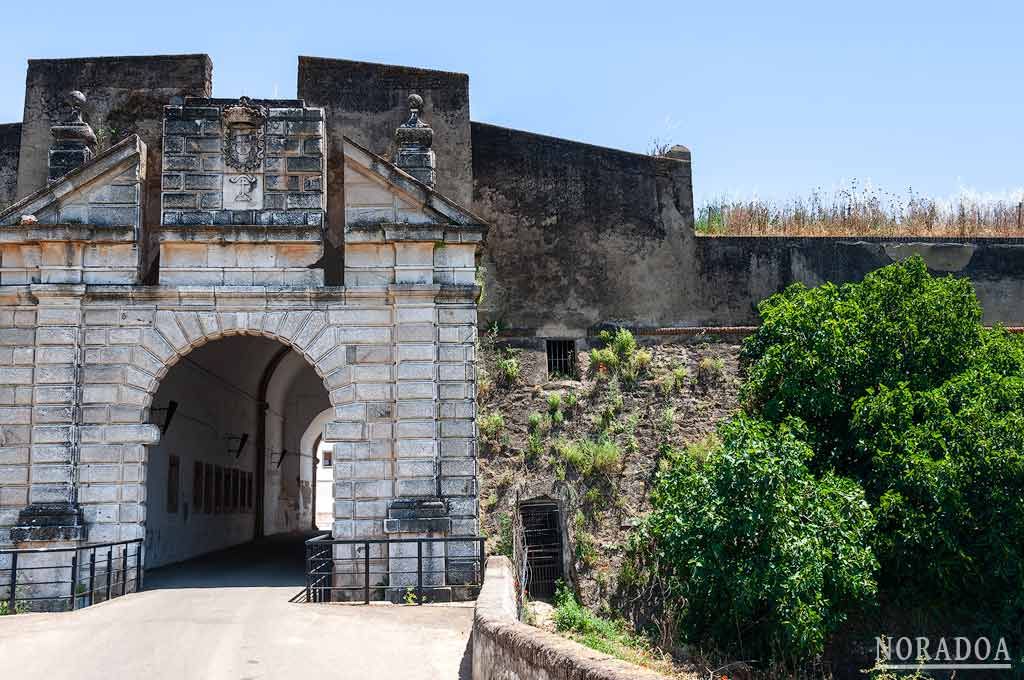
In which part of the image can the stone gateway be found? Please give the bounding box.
[0,53,1022,597]
[0,76,484,596]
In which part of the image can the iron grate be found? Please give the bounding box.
[546,339,577,378]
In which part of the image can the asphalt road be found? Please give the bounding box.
[0,535,473,680]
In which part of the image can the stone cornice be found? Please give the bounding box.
[0,224,136,244]
[157,225,322,244]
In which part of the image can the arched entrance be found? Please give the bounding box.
[142,334,332,580]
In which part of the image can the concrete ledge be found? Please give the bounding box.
[472,556,669,680]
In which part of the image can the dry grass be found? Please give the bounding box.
[697,182,1024,237]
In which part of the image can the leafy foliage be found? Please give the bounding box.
[588,328,652,385]
[632,257,1024,667]
[478,411,505,441]
[636,415,877,663]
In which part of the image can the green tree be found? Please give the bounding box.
[637,415,877,664]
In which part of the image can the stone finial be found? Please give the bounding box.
[394,93,436,187]
[48,90,97,182]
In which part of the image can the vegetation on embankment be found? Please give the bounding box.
[476,326,742,610]
[625,256,1024,675]
[696,183,1024,237]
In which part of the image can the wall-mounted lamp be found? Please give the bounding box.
[227,433,249,458]
[151,400,178,434]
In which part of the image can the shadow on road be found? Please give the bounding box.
[458,632,473,680]
[144,532,314,590]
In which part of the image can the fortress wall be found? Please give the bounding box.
[472,119,1024,331]
[471,122,695,335]
[15,55,213,280]
[0,124,20,211]
[298,57,474,277]
[692,236,1024,326]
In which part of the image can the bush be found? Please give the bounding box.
[478,411,505,440]
[740,255,983,475]
[635,415,877,664]
[496,349,521,386]
[547,392,562,413]
[588,347,619,377]
[657,364,687,395]
[738,256,1024,627]
[527,411,545,433]
[696,356,724,386]
[526,432,545,461]
[589,328,651,384]
[493,513,513,558]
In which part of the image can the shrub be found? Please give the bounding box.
[477,366,494,398]
[740,255,982,475]
[634,415,877,664]
[493,513,513,558]
[588,438,622,475]
[547,392,562,413]
[657,364,687,396]
[527,411,545,433]
[496,349,522,386]
[478,411,505,440]
[695,356,724,386]
[589,328,651,384]
[605,327,638,360]
[633,348,653,374]
[588,347,619,377]
[657,407,675,438]
[526,432,545,461]
[738,256,1024,623]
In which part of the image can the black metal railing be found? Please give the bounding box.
[304,535,486,604]
[0,539,143,615]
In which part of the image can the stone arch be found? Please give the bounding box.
[138,309,347,414]
[77,306,361,547]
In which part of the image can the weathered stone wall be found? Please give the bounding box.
[692,236,1024,326]
[0,123,20,211]
[471,122,694,335]
[298,57,474,281]
[472,122,1024,331]
[16,55,213,281]
[472,557,669,680]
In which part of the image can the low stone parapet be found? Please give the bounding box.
[472,556,670,680]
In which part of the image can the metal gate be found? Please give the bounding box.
[519,501,563,600]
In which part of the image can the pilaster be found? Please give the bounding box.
[11,284,86,543]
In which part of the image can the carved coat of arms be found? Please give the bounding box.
[222,96,266,172]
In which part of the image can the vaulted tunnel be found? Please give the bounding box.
[143,335,331,581]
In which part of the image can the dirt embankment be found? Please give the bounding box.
[477,336,744,610]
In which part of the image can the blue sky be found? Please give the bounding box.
[1,0,1021,206]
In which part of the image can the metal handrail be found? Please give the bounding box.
[303,535,486,605]
[0,538,143,615]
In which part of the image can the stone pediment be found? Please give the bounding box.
[0,135,145,285]
[0,134,145,229]
[342,137,486,244]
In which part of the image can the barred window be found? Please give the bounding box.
[545,339,576,378]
